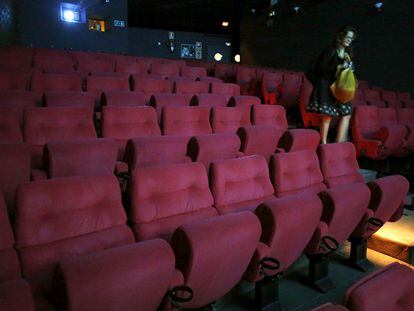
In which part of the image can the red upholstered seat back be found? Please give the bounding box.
[175,80,209,94]
[236,67,257,84]
[0,107,23,142]
[252,105,288,130]
[318,143,364,188]
[353,106,380,138]
[271,150,326,197]
[0,71,31,91]
[86,75,130,93]
[162,106,212,135]
[150,62,180,77]
[31,72,82,92]
[211,83,240,96]
[181,66,207,79]
[102,91,146,107]
[33,55,75,73]
[378,108,399,126]
[115,61,148,75]
[132,76,171,97]
[191,94,229,108]
[262,72,283,91]
[211,106,251,134]
[397,108,414,126]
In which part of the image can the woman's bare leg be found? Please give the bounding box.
[335,115,351,142]
[320,115,332,144]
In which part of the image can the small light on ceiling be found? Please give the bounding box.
[268,10,276,17]
[293,5,301,14]
[214,52,223,62]
[225,42,231,47]
[234,54,241,63]
[222,21,229,27]
[374,2,383,13]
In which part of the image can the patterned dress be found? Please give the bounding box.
[307,46,353,117]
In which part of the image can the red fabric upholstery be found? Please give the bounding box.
[364,89,381,101]
[386,99,404,109]
[351,106,406,159]
[299,80,321,127]
[102,106,160,159]
[198,76,223,84]
[150,93,192,122]
[228,95,261,108]
[174,80,209,94]
[261,72,283,105]
[0,52,32,70]
[0,143,31,216]
[44,138,118,178]
[15,175,134,304]
[210,155,275,214]
[115,60,148,75]
[86,75,130,93]
[397,108,414,150]
[102,91,147,107]
[181,66,207,79]
[345,263,414,311]
[130,162,218,240]
[76,58,113,74]
[237,125,284,161]
[278,80,301,107]
[211,106,251,134]
[171,212,261,309]
[0,91,37,126]
[0,193,21,282]
[236,67,259,95]
[31,72,82,93]
[311,303,348,311]
[23,107,97,168]
[188,133,241,168]
[0,71,31,91]
[249,193,322,278]
[33,55,75,73]
[252,105,288,128]
[211,82,241,96]
[270,150,327,198]
[190,93,229,108]
[0,106,23,142]
[131,76,171,103]
[368,99,387,108]
[150,63,180,78]
[162,106,212,136]
[43,91,95,112]
[54,240,177,311]
[124,135,191,170]
[279,129,320,152]
[0,279,35,311]
[397,92,412,102]
[214,64,236,82]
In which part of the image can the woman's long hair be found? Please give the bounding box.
[334,25,357,57]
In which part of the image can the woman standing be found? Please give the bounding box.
[307,26,357,144]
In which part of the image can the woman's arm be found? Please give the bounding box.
[316,47,340,74]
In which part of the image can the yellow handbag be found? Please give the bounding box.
[330,68,358,103]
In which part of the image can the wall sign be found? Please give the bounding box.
[114,20,125,27]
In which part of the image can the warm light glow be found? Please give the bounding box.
[234,54,241,63]
[221,21,229,27]
[214,52,223,61]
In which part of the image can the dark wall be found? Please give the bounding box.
[0,0,21,45]
[240,0,414,92]
[21,0,128,53]
[128,27,232,62]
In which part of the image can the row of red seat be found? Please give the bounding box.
[0,142,409,309]
[352,88,414,109]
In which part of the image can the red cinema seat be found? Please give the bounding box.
[236,66,259,96]
[150,93,192,122]
[0,71,31,91]
[198,76,223,84]
[211,106,251,134]
[210,155,275,214]
[351,99,369,107]
[115,60,148,75]
[53,240,184,311]
[131,76,171,103]
[43,91,96,112]
[364,89,381,102]
[124,135,191,170]
[211,82,241,96]
[0,52,32,70]
[299,79,321,128]
[397,108,414,151]
[318,142,409,269]
[270,150,369,291]
[14,175,135,309]
[190,94,229,108]
[187,133,241,168]
[34,48,71,58]
[181,66,207,79]
[214,64,235,82]
[0,279,35,311]
[76,58,113,74]
[0,193,21,282]
[378,108,409,156]
[31,72,82,94]
[344,263,414,311]
[0,143,31,216]
[228,95,261,109]
[278,79,301,107]
[102,106,160,159]
[23,107,97,169]
[102,91,146,107]
[396,91,412,102]
[261,72,283,105]
[0,106,23,142]
[33,55,75,73]
[130,162,218,241]
[352,106,407,160]
[171,212,261,309]
[0,91,37,126]
[150,62,180,79]
[43,138,120,179]
[162,106,212,136]
[86,75,130,108]
[251,105,320,152]
[174,80,209,94]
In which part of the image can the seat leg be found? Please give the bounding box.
[255,275,283,311]
[307,254,335,293]
[348,237,374,272]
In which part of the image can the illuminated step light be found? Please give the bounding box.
[221,21,229,27]
[214,53,223,61]
[234,54,241,63]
